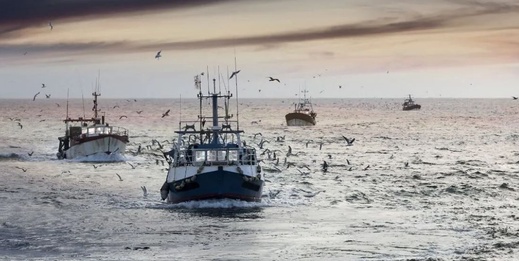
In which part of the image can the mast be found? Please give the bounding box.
[92,91,100,119]
[211,79,218,145]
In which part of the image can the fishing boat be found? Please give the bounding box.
[285,89,317,126]
[56,91,129,160]
[402,95,421,111]
[160,73,264,204]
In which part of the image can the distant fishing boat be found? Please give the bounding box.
[56,91,129,160]
[285,89,316,126]
[402,95,421,111]
[160,72,264,203]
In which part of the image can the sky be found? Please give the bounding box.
[1,0,518,99]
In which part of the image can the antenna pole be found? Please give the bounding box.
[206,66,210,95]
[66,88,69,120]
[234,52,239,130]
[81,89,86,119]
[179,94,182,132]
[218,66,221,94]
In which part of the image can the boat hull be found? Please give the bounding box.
[165,169,264,203]
[403,104,421,111]
[285,112,316,126]
[63,135,127,159]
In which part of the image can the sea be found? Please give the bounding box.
[1,97,518,261]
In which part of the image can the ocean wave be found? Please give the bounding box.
[68,153,128,163]
[0,153,26,161]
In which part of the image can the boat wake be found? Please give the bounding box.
[0,152,27,161]
[69,153,128,163]
[148,199,269,209]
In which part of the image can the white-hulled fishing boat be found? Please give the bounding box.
[57,91,129,160]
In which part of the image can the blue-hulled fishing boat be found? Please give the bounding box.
[160,72,264,203]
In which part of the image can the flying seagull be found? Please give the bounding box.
[119,115,128,119]
[162,109,170,118]
[141,186,148,197]
[513,96,518,100]
[33,92,40,101]
[155,50,162,59]
[28,151,34,156]
[15,166,27,172]
[127,162,136,169]
[45,94,51,99]
[17,122,23,129]
[41,83,46,88]
[229,70,241,79]
[116,173,123,181]
[268,77,280,83]
[342,136,355,146]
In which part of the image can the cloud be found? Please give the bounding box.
[2,0,519,61]
[0,0,235,33]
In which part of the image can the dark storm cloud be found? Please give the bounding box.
[0,0,234,30]
[2,0,519,58]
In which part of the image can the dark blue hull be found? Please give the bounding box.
[165,170,264,204]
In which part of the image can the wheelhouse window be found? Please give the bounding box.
[195,151,206,162]
[228,150,238,161]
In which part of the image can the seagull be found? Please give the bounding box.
[136,110,143,114]
[45,94,51,98]
[15,166,27,172]
[41,83,46,88]
[116,173,123,181]
[363,165,370,171]
[28,151,34,156]
[321,160,328,172]
[55,103,60,107]
[257,138,269,149]
[93,164,100,169]
[113,105,120,109]
[141,186,148,197]
[253,132,263,139]
[17,122,23,129]
[342,136,355,146]
[127,162,136,169]
[162,109,170,118]
[155,50,162,59]
[48,22,53,30]
[404,162,409,168]
[229,70,241,79]
[513,96,518,100]
[268,77,280,83]
[33,92,40,101]
[119,115,128,119]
